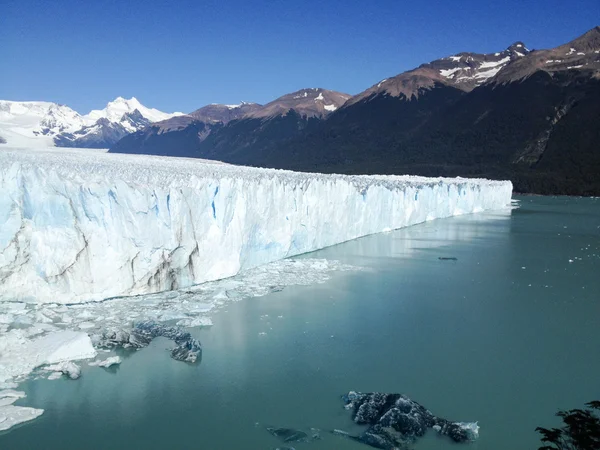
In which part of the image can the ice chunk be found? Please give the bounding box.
[0,390,44,432]
[455,421,480,440]
[88,356,121,368]
[44,361,81,379]
[0,330,96,383]
[176,316,213,328]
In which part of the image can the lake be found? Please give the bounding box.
[2,196,599,450]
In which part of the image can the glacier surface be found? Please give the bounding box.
[0,147,512,304]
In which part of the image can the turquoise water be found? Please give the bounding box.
[2,196,599,449]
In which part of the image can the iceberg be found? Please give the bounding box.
[0,147,512,304]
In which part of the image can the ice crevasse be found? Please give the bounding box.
[0,148,513,304]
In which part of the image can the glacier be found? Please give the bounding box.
[0,147,512,305]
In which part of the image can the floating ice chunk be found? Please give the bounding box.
[455,421,480,440]
[88,356,121,368]
[176,316,213,328]
[0,330,96,384]
[0,390,44,432]
[44,361,81,379]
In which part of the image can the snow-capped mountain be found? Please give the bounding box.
[0,101,88,147]
[85,96,182,129]
[110,88,351,159]
[0,97,183,148]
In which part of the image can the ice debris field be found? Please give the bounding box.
[0,147,513,431]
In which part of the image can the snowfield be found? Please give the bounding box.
[0,147,512,304]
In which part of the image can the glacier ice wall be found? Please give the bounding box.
[0,148,512,304]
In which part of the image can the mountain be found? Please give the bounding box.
[495,27,600,83]
[0,97,183,148]
[270,27,600,195]
[245,88,351,118]
[345,41,531,107]
[108,115,220,157]
[0,101,87,147]
[189,102,262,123]
[54,111,152,148]
[110,89,350,159]
[129,26,597,196]
[109,102,263,157]
[85,96,181,126]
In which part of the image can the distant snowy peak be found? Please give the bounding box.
[0,100,86,133]
[245,88,351,119]
[0,97,184,148]
[85,96,183,124]
[0,100,88,147]
[345,42,532,106]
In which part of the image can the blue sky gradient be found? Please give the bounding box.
[1,0,598,113]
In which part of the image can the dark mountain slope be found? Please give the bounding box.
[110,116,219,158]
[110,27,600,194]
[111,88,350,161]
[256,85,465,170]
[271,72,600,194]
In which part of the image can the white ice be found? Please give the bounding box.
[88,356,121,368]
[44,361,81,379]
[0,329,96,383]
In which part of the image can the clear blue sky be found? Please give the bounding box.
[1,0,598,114]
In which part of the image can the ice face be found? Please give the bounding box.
[0,147,513,304]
